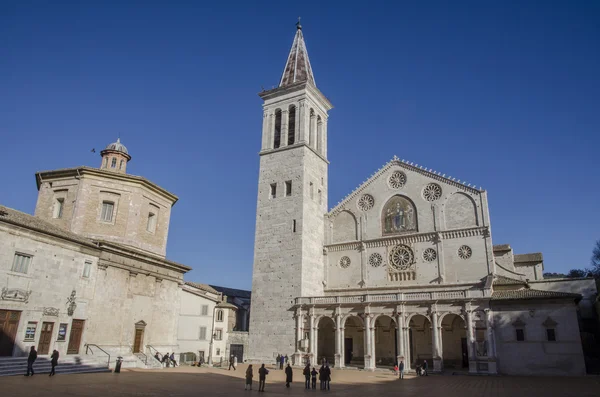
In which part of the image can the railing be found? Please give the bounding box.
[85,344,111,368]
[294,288,487,305]
[131,346,148,365]
[146,345,164,364]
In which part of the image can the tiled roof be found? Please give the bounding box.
[279,24,316,88]
[493,275,527,286]
[514,253,543,263]
[210,285,252,299]
[493,244,511,252]
[185,281,219,295]
[491,289,580,301]
[217,301,238,310]
[0,205,96,247]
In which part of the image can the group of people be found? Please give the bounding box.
[23,346,59,377]
[155,352,178,367]
[303,363,331,390]
[244,363,270,392]
[274,353,288,369]
[244,361,332,392]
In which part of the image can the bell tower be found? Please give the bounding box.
[248,22,333,361]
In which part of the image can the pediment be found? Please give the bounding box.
[135,320,147,328]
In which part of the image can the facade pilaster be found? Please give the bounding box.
[363,312,374,370]
[281,109,289,147]
[485,309,498,374]
[465,308,477,374]
[395,308,405,366]
[309,310,316,364]
[321,118,328,157]
[298,100,306,142]
[334,311,342,368]
[294,308,303,365]
[261,109,269,150]
[430,309,442,372]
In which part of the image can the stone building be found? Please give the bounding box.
[248,24,595,376]
[0,139,190,367]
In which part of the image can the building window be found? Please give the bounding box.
[24,322,37,341]
[216,348,221,356]
[104,158,108,168]
[119,160,124,170]
[53,198,64,219]
[303,331,309,340]
[270,183,277,199]
[101,201,114,222]
[201,305,208,316]
[111,158,117,168]
[318,189,322,205]
[293,219,296,233]
[516,328,525,341]
[215,329,223,340]
[310,182,314,199]
[546,328,556,342]
[288,105,296,145]
[199,327,207,340]
[57,323,68,341]
[216,310,224,322]
[147,212,157,233]
[82,260,92,278]
[12,253,32,274]
[285,181,292,197]
[273,109,282,149]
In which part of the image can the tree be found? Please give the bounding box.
[591,240,600,277]
[567,268,588,278]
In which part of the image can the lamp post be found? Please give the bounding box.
[208,303,218,366]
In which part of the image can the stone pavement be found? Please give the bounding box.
[1,363,599,397]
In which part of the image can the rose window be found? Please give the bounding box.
[423,248,437,262]
[357,194,375,211]
[458,245,472,260]
[368,253,383,267]
[389,245,414,270]
[423,183,442,202]
[339,256,351,268]
[388,171,407,189]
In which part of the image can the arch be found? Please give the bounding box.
[317,316,335,366]
[332,210,358,243]
[372,313,397,327]
[316,115,322,152]
[309,108,315,146]
[382,195,418,236]
[341,313,364,329]
[439,312,466,328]
[440,313,468,369]
[343,315,365,367]
[373,314,397,367]
[445,192,478,229]
[407,314,432,367]
[288,105,296,145]
[119,160,124,170]
[216,309,224,322]
[406,312,430,326]
[273,109,282,149]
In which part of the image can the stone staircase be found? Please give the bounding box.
[134,353,163,369]
[0,355,111,377]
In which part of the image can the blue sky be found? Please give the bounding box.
[1,1,599,289]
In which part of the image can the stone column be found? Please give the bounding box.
[371,320,377,368]
[321,118,328,158]
[340,327,346,367]
[294,308,303,365]
[309,311,316,364]
[431,310,442,372]
[363,314,373,370]
[404,326,411,371]
[281,109,289,147]
[313,326,319,366]
[309,113,317,148]
[298,100,306,143]
[485,309,498,374]
[465,309,477,373]
[334,313,342,368]
[395,311,405,366]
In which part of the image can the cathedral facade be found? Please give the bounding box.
[248,25,594,376]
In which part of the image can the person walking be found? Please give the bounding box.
[229,355,236,371]
[25,346,37,376]
[258,363,269,392]
[245,364,253,390]
[276,354,281,368]
[303,363,311,389]
[170,352,178,367]
[311,367,318,389]
[324,364,331,390]
[49,349,59,376]
[422,360,428,376]
[399,360,404,379]
[198,355,204,367]
[285,363,293,388]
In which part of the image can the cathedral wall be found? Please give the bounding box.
[492,300,586,376]
[34,178,81,230]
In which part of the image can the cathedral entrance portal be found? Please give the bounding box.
[343,316,364,368]
[316,317,335,365]
[408,315,433,367]
[373,315,396,368]
[441,314,468,369]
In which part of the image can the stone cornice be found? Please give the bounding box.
[97,240,191,274]
[259,81,333,111]
[325,226,488,252]
[259,142,329,164]
[328,157,483,217]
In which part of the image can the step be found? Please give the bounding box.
[1,366,111,377]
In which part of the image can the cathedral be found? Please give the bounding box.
[248,24,596,376]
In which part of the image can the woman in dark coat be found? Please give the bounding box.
[245,365,253,390]
[49,349,59,376]
[285,363,293,387]
[318,365,325,390]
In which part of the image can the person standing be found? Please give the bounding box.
[311,367,318,389]
[258,363,269,392]
[280,354,284,370]
[325,364,331,390]
[318,365,324,390]
[303,363,311,389]
[229,355,236,371]
[276,354,281,368]
[423,360,428,376]
[399,360,404,379]
[285,363,293,388]
[25,346,37,376]
[245,364,253,390]
[49,349,59,376]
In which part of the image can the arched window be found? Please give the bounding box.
[119,160,124,170]
[316,115,322,152]
[216,310,224,322]
[288,105,296,145]
[382,195,418,235]
[273,109,282,149]
[309,109,315,146]
[111,158,117,168]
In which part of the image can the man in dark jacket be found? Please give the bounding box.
[25,346,37,376]
[399,360,404,379]
[324,364,331,390]
[311,367,318,389]
[49,349,59,376]
[228,355,236,370]
[285,363,293,388]
[423,360,428,376]
[258,364,269,392]
[303,363,311,389]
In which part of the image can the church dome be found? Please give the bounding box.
[104,138,128,154]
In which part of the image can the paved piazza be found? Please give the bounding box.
[1,364,599,397]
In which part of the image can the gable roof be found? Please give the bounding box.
[185,281,220,295]
[514,253,543,263]
[328,156,484,216]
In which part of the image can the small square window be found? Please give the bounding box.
[12,253,32,274]
[216,348,221,356]
[82,260,92,278]
[199,327,207,340]
[53,198,64,219]
[101,201,114,222]
[201,305,208,316]
[516,328,525,341]
[57,323,68,341]
[270,183,277,199]
[546,328,556,342]
[285,181,292,197]
[25,322,37,341]
[318,189,322,205]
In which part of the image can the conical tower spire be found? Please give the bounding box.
[279,20,316,87]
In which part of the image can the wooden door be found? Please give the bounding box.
[38,322,54,355]
[67,319,85,354]
[133,329,143,353]
[0,310,21,356]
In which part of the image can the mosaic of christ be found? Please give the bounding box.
[382,195,417,235]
